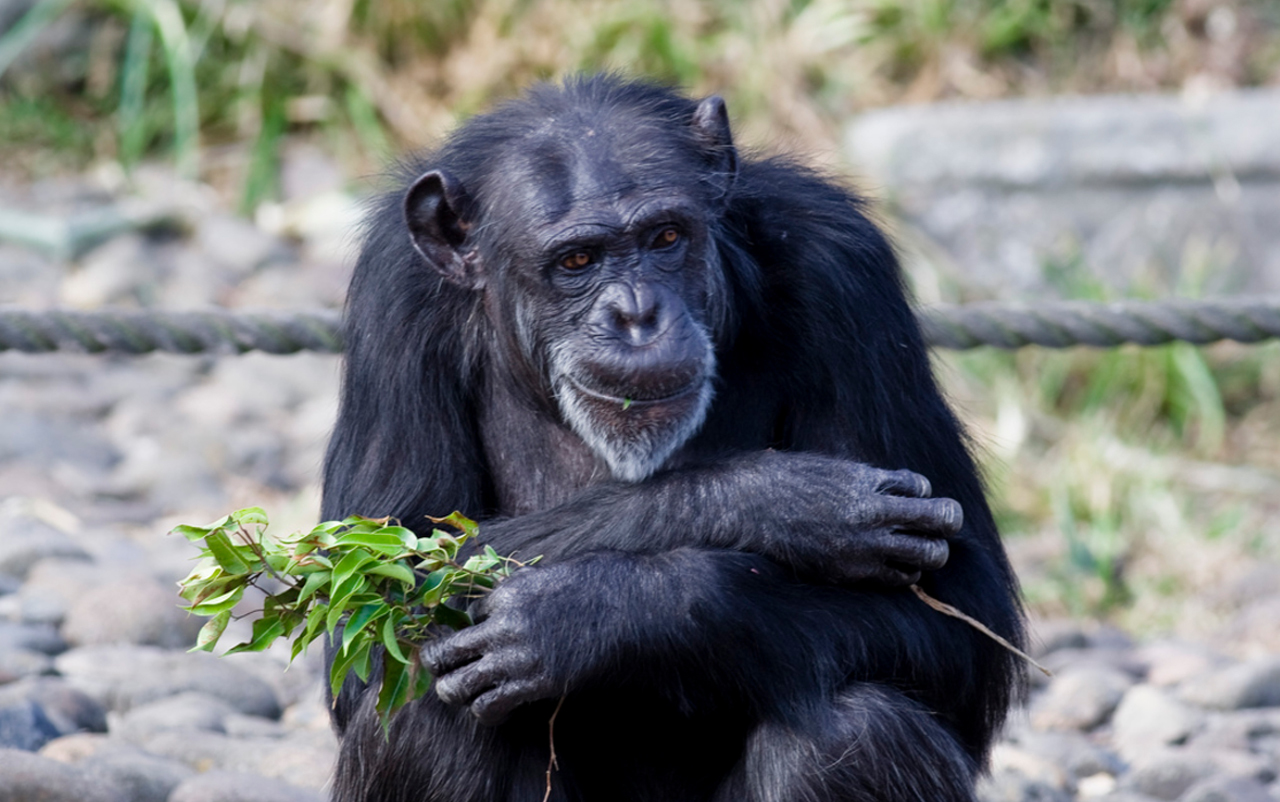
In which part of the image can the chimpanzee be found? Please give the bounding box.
[321,75,1024,802]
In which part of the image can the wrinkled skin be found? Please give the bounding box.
[322,76,1024,802]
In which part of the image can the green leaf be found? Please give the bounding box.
[380,614,408,665]
[432,603,472,631]
[234,506,269,527]
[329,639,360,699]
[225,616,285,655]
[297,569,332,604]
[188,585,245,616]
[205,531,250,574]
[351,638,374,682]
[335,530,414,555]
[429,511,479,540]
[331,548,375,592]
[341,603,387,655]
[190,610,231,652]
[376,654,412,734]
[171,524,213,542]
[366,561,416,587]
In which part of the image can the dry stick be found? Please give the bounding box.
[542,694,567,802]
[910,585,1052,677]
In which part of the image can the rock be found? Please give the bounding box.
[1179,775,1273,802]
[195,214,290,276]
[0,620,65,654]
[0,677,107,735]
[1013,729,1125,779]
[140,729,337,790]
[0,645,53,678]
[81,748,196,802]
[990,743,1073,790]
[1031,619,1090,658]
[0,746,127,802]
[977,769,1073,802]
[1042,647,1146,678]
[1031,666,1134,731]
[110,691,234,741]
[0,511,90,579]
[845,89,1280,299]
[0,700,61,750]
[1137,641,1226,688]
[1119,749,1218,799]
[59,233,161,308]
[168,770,325,802]
[39,732,115,762]
[1179,658,1280,710]
[1111,685,1205,759]
[54,645,281,718]
[60,573,202,648]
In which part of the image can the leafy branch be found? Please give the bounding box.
[174,507,527,731]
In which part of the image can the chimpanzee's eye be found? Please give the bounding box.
[655,227,680,248]
[560,251,593,270]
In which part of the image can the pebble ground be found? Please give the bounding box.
[1,163,1278,802]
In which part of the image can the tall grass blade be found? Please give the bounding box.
[0,0,75,79]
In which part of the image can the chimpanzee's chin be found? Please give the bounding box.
[558,378,713,482]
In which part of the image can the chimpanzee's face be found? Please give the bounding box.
[479,127,726,481]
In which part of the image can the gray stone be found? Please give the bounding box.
[1121,749,1219,799]
[54,645,281,718]
[1112,685,1205,758]
[1180,658,1280,710]
[0,747,127,802]
[0,512,90,579]
[0,677,107,735]
[1179,775,1274,802]
[0,700,61,750]
[977,769,1073,802]
[60,573,202,648]
[1030,619,1089,658]
[1031,665,1134,731]
[1042,646,1146,678]
[0,645,53,679]
[140,729,337,790]
[196,214,291,275]
[0,620,66,654]
[110,691,234,741]
[845,89,1280,300]
[81,748,196,802]
[1013,729,1125,778]
[168,770,324,802]
[1138,641,1228,688]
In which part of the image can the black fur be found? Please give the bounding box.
[322,75,1024,802]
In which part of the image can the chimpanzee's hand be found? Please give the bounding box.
[738,453,960,586]
[421,566,574,726]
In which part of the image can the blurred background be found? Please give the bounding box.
[1,2,1280,797]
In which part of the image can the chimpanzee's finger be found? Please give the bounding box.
[421,625,490,675]
[470,677,556,726]
[874,469,932,498]
[434,654,502,706]
[871,495,962,535]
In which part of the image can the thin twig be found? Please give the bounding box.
[543,694,567,802]
[910,585,1052,677]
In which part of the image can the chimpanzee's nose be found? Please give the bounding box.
[595,283,674,346]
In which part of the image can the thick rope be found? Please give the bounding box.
[0,308,343,355]
[920,298,1280,350]
[1,299,1278,355]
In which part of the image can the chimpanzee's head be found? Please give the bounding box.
[403,79,738,482]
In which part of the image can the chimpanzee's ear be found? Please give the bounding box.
[691,95,738,202]
[404,169,483,289]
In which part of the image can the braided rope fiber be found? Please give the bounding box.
[0,307,343,355]
[1,299,1278,355]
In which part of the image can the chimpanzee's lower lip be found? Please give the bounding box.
[565,378,701,408]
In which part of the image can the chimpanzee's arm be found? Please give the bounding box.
[478,450,960,586]
[422,545,981,729]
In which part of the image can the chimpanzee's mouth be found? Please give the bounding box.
[565,377,702,409]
